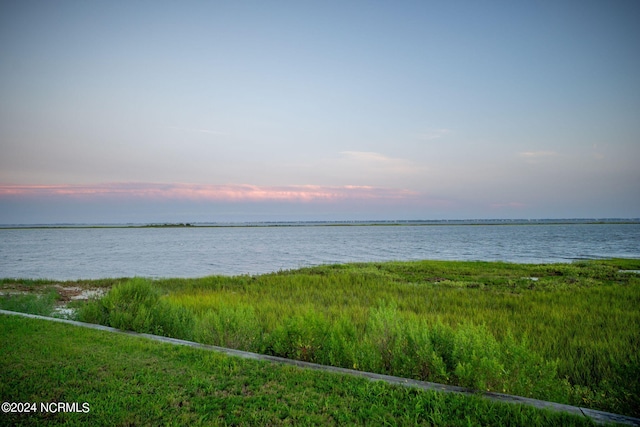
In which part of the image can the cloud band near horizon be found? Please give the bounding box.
[0,183,422,203]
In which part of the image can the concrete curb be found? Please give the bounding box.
[2,309,639,426]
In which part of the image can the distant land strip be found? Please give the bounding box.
[1,218,639,229]
[2,309,639,426]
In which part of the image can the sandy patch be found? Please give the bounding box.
[1,283,108,319]
[54,285,106,302]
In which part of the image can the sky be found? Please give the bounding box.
[1,0,639,224]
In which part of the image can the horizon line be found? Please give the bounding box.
[1,218,638,229]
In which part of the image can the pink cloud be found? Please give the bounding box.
[0,183,421,203]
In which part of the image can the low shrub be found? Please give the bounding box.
[356,304,567,400]
[322,315,361,369]
[77,278,195,340]
[76,297,109,325]
[265,310,330,362]
[195,304,262,350]
[450,323,505,391]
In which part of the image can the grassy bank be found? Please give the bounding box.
[3,259,639,418]
[0,315,597,426]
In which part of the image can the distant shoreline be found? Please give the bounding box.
[1,218,639,230]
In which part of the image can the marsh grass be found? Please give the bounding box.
[0,289,59,316]
[78,278,194,340]
[68,259,640,416]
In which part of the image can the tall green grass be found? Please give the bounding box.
[75,259,640,416]
[78,278,194,340]
[0,290,59,316]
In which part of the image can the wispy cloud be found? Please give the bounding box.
[518,151,558,158]
[167,126,229,136]
[415,129,451,141]
[518,150,559,165]
[0,183,420,203]
[339,151,422,174]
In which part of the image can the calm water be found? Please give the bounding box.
[1,224,639,280]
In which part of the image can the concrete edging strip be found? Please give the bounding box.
[2,309,639,426]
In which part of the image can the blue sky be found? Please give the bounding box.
[1,0,639,223]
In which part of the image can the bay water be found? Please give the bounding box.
[1,223,639,280]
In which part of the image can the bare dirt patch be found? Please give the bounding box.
[54,285,105,302]
[1,283,106,318]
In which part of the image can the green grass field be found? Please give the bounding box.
[2,259,639,421]
[0,315,596,426]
